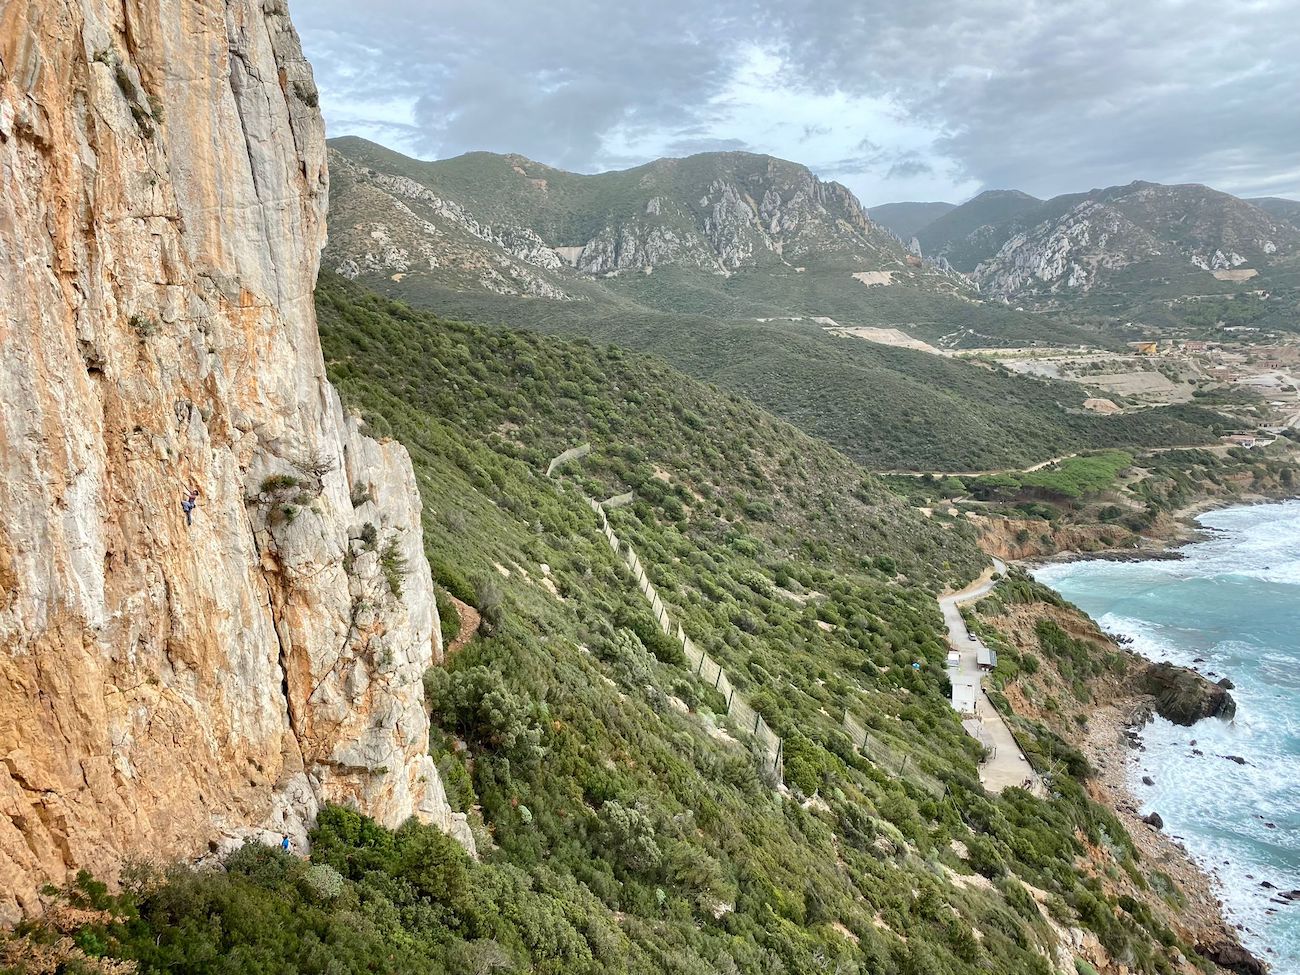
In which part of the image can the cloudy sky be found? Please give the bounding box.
[293,0,1300,207]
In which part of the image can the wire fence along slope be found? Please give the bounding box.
[842,711,944,798]
[545,443,591,477]
[586,497,784,781]
[542,444,783,783]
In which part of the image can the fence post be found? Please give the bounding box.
[713,668,722,689]
[727,687,735,710]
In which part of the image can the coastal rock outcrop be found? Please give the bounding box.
[1196,939,1270,975]
[1138,662,1237,725]
[0,0,466,923]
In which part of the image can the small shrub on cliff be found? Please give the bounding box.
[260,473,300,493]
[358,521,379,550]
[380,536,408,599]
[127,314,159,339]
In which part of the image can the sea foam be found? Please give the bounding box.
[1037,501,1300,969]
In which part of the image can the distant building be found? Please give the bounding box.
[1128,340,1159,355]
[1224,434,1258,448]
[1182,340,1209,352]
[977,647,998,670]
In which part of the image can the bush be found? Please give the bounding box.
[599,801,662,874]
[436,587,461,647]
[260,473,300,493]
[427,664,542,766]
[432,560,476,603]
[474,576,505,634]
[298,863,345,902]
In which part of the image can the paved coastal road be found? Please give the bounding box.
[940,558,1040,794]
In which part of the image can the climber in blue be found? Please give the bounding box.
[181,486,200,527]
[280,833,291,853]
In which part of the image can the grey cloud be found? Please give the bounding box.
[886,158,932,180]
[297,0,761,170]
[765,0,1300,198]
[663,137,754,156]
[293,0,1300,199]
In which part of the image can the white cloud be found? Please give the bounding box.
[598,46,982,203]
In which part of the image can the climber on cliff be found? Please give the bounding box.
[181,486,200,527]
[280,833,291,853]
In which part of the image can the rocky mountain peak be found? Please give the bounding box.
[325,140,902,289]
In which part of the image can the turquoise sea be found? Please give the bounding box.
[1035,500,1300,973]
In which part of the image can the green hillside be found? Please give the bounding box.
[324,137,1101,349]
[917,181,1300,327]
[915,190,1045,268]
[8,277,1218,975]
[357,276,1225,473]
[1248,196,1300,225]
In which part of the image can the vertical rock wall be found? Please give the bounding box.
[0,0,466,922]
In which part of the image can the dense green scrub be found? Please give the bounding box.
[363,277,1226,473]
[2,280,1205,975]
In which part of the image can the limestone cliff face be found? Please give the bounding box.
[0,0,467,922]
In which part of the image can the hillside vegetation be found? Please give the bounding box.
[5,278,1222,975]
[379,279,1226,473]
[867,202,957,241]
[325,136,1100,350]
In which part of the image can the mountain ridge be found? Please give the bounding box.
[866,200,956,239]
[328,135,924,281]
[909,180,1300,319]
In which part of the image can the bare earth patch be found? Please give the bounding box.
[827,325,945,356]
[445,594,481,657]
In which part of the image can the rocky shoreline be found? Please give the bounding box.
[1081,699,1270,974]
[1017,498,1294,974]
[1022,491,1297,570]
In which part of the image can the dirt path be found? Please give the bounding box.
[940,558,1042,794]
[881,453,1080,478]
[445,594,480,657]
[882,442,1227,479]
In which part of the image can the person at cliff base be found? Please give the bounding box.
[281,834,291,853]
